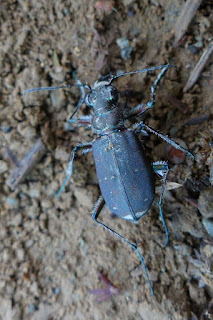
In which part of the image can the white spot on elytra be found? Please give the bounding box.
[123,215,134,221]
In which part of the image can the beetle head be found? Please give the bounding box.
[85,83,119,110]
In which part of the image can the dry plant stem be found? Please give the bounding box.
[173,0,202,46]
[8,139,47,189]
[184,115,209,125]
[6,147,20,167]
[183,42,213,92]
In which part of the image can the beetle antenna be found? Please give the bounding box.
[22,83,91,95]
[109,64,176,84]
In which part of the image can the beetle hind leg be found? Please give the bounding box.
[137,122,194,160]
[92,195,154,295]
[153,161,169,247]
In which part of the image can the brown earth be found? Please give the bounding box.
[0,1,213,319]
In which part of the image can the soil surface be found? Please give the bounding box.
[0,1,213,319]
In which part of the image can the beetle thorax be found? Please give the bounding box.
[91,104,124,134]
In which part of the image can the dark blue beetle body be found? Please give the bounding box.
[92,130,155,221]
[85,79,155,221]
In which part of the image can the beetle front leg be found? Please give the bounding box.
[69,70,86,121]
[56,142,92,198]
[153,161,169,247]
[126,66,170,118]
[69,116,92,129]
[92,196,154,295]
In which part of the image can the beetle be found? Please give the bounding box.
[24,64,194,295]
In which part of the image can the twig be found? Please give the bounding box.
[8,138,47,189]
[184,115,210,125]
[6,147,20,167]
[183,42,213,92]
[173,0,202,47]
[185,198,198,208]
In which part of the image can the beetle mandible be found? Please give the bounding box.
[24,64,194,295]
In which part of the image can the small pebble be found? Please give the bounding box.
[16,248,25,261]
[123,0,135,5]
[188,44,197,54]
[6,197,19,209]
[53,287,60,295]
[95,0,114,14]
[17,125,36,139]
[207,148,213,186]
[73,187,93,208]
[198,188,213,218]
[0,160,8,174]
[202,218,213,238]
[173,243,192,256]
[64,122,74,131]
[28,183,41,198]
[25,239,34,248]
[41,199,53,209]
[28,303,36,313]
[116,38,133,60]
[0,125,12,133]
[10,213,22,226]
[55,147,69,161]
[50,90,66,110]
[165,138,187,164]
[194,36,203,48]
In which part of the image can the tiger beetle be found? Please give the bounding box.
[23,64,194,295]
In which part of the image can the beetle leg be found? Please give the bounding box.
[72,69,85,99]
[153,161,169,247]
[92,195,154,295]
[69,70,86,121]
[135,122,194,160]
[69,115,92,128]
[126,66,170,118]
[56,142,92,198]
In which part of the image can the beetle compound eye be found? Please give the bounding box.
[107,86,118,103]
[85,90,97,107]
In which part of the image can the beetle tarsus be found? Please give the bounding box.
[153,161,169,247]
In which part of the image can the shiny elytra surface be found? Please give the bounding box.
[92,130,155,221]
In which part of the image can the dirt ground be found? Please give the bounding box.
[0,1,213,319]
